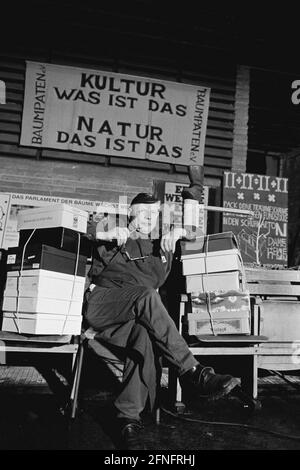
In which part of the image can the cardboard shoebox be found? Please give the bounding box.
[17,204,88,233]
[190,290,251,318]
[180,231,239,258]
[4,269,86,301]
[187,315,251,335]
[181,248,244,276]
[2,295,83,316]
[1,311,82,335]
[19,227,91,257]
[185,270,245,293]
[185,289,251,335]
[6,244,87,277]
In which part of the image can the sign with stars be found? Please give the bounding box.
[222,171,288,267]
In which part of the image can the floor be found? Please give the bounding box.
[1,358,300,451]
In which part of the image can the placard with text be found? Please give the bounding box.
[20,62,210,166]
[222,171,288,267]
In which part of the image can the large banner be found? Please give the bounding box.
[20,62,210,166]
[222,171,288,267]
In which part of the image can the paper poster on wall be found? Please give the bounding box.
[0,194,11,249]
[222,171,288,267]
[154,181,209,236]
[1,192,128,249]
[20,62,210,166]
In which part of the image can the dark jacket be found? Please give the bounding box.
[85,220,173,289]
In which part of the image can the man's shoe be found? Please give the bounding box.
[181,365,240,400]
[119,418,146,450]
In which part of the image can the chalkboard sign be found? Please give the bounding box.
[222,171,288,267]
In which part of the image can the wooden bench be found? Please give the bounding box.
[245,268,300,371]
[169,294,268,411]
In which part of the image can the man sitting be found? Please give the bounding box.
[84,192,240,450]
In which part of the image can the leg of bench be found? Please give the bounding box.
[70,342,85,419]
[241,353,258,399]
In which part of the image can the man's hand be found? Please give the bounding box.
[160,227,187,253]
[96,226,130,245]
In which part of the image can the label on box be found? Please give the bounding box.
[17,204,88,233]
[187,315,250,335]
[191,290,251,318]
[7,255,16,264]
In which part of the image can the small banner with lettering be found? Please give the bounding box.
[222,171,288,267]
[20,62,210,166]
[0,191,128,249]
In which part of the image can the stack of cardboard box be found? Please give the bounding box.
[1,204,89,335]
[180,232,251,336]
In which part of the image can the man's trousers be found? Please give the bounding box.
[85,285,198,420]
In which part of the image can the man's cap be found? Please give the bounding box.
[130,193,160,206]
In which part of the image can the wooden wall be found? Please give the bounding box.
[0,2,250,202]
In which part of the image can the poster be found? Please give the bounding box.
[1,192,128,249]
[222,171,288,267]
[0,194,11,249]
[20,62,210,166]
[154,181,208,236]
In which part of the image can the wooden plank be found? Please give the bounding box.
[0,345,78,353]
[41,149,107,165]
[210,92,235,103]
[0,122,20,133]
[208,110,235,121]
[0,70,24,82]
[187,346,258,355]
[0,61,26,72]
[259,346,300,355]
[248,284,300,296]
[258,357,300,371]
[1,82,24,92]
[245,268,300,282]
[204,146,232,158]
[207,119,234,130]
[206,128,233,139]
[0,143,37,157]
[209,102,235,111]
[6,91,23,103]
[197,335,267,343]
[0,111,22,123]
[0,331,73,343]
[0,133,20,144]
[203,156,232,168]
[202,166,225,178]
[0,103,22,112]
[205,137,233,149]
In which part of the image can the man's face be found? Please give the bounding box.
[129,202,160,235]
